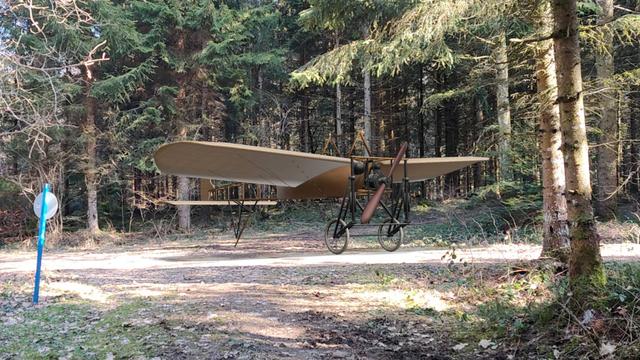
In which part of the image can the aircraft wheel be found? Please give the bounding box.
[325,219,350,254]
[378,219,404,252]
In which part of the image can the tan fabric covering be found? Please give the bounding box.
[381,157,488,182]
[154,141,488,200]
[276,166,357,200]
[276,157,488,200]
[164,200,278,206]
[154,141,349,187]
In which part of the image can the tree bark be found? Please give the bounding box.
[595,0,618,220]
[495,31,513,182]
[177,127,191,232]
[473,96,484,189]
[257,66,270,147]
[630,95,640,194]
[535,2,569,259]
[82,73,100,235]
[299,49,309,152]
[362,25,372,156]
[363,70,372,156]
[176,176,191,231]
[334,33,343,153]
[418,65,426,198]
[552,0,605,309]
[175,31,191,232]
[434,73,444,199]
[444,99,459,197]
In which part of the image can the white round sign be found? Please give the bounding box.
[33,192,59,220]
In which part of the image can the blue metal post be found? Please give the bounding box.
[32,183,50,305]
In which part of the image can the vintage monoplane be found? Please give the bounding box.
[154,141,487,254]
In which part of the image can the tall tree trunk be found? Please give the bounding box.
[444,99,459,197]
[630,94,640,194]
[299,49,309,152]
[257,66,270,147]
[336,83,343,151]
[535,2,569,259]
[495,31,513,182]
[175,31,191,232]
[334,33,343,153]
[595,0,618,220]
[435,88,443,199]
[176,127,191,232]
[473,96,484,189]
[362,25,372,156]
[300,91,309,152]
[82,73,100,235]
[552,0,605,309]
[349,88,356,148]
[176,178,190,231]
[418,65,426,198]
[363,70,372,156]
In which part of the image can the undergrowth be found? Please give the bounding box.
[449,261,640,359]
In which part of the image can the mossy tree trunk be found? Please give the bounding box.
[595,0,618,220]
[535,2,569,259]
[552,0,606,309]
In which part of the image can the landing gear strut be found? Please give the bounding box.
[324,153,410,254]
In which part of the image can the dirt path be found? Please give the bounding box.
[1,240,639,359]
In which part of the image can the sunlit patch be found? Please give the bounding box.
[233,312,306,339]
[354,288,451,312]
[44,281,109,303]
[129,287,166,298]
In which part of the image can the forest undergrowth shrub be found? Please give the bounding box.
[454,262,640,358]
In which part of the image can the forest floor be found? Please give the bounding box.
[1,231,640,359]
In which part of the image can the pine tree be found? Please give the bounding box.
[552,0,605,309]
[533,0,569,259]
[594,0,617,220]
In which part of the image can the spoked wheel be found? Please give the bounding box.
[324,219,350,254]
[378,219,404,252]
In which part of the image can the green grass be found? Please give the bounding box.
[0,298,199,359]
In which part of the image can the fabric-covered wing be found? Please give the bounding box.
[277,156,488,200]
[382,157,488,182]
[154,141,350,187]
[163,200,278,206]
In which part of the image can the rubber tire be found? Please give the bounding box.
[324,219,350,254]
[378,219,404,252]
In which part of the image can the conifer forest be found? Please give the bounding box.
[2,0,640,359]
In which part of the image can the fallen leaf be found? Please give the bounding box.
[580,309,595,326]
[478,339,494,349]
[3,317,18,326]
[599,342,616,356]
[332,350,350,358]
[452,343,467,351]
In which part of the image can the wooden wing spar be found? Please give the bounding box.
[163,200,278,206]
[153,141,488,200]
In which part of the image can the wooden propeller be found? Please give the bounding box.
[360,142,408,224]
